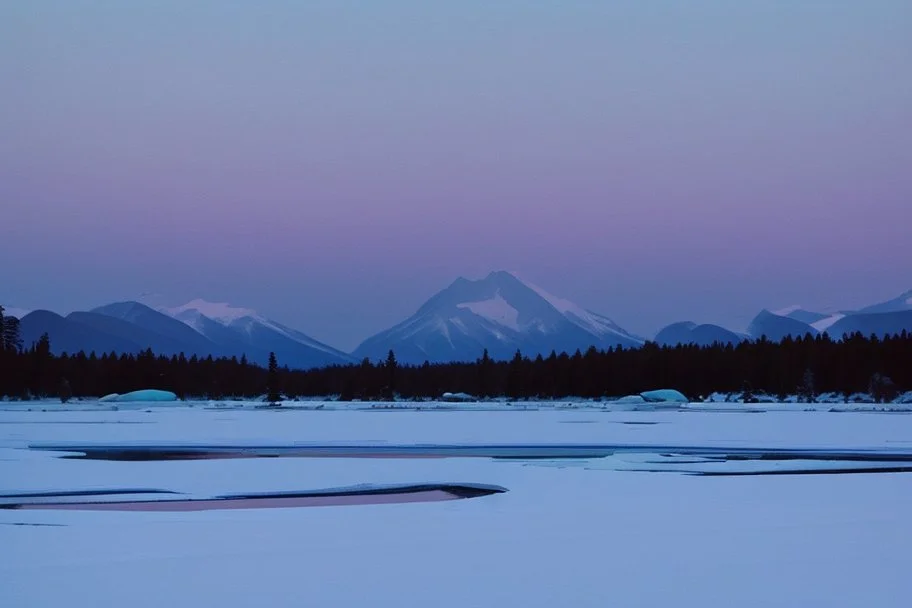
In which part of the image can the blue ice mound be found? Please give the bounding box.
[98,390,178,403]
[640,389,688,403]
[441,392,477,402]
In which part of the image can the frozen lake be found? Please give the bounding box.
[2,401,911,607]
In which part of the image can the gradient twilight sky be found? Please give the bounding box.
[2,1,910,351]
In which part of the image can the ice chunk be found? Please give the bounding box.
[640,389,688,403]
[440,392,477,402]
[98,390,179,403]
[611,395,647,404]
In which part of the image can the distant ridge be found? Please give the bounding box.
[654,322,744,347]
[156,300,356,369]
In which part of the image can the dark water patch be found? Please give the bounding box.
[220,483,504,501]
[0,483,507,512]
[0,522,67,527]
[31,442,912,464]
[0,488,178,499]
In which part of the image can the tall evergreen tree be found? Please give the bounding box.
[1,310,22,353]
[266,352,281,404]
[477,348,493,398]
[506,350,525,400]
[385,349,398,400]
[798,368,816,403]
[29,333,52,398]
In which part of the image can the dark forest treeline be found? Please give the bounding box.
[1,319,910,401]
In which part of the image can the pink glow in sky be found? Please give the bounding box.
[2,1,910,350]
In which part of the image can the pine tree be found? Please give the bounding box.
[1,310,22,353]
[266,352,281,404]
[384,349,398,400]
[478,348,493,398]
[29,333,52,398]
[506,350,524,400]
[798,368,816,403]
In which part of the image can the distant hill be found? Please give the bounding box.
[655,322,744,347]
[19,310,144,355]
[747,310,818,342]
[826,310,912,339]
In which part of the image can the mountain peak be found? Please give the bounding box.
[447,270,523,289]
[355,271,642,364]
[485,269,522,282]
[166,299,260,325]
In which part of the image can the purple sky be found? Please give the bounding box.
[2,1,911,351]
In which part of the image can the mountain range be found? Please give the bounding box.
[4,277,911,369]
[655,291,912,347]
[13,301,354,370]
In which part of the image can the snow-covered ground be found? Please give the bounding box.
[2,402,911,607]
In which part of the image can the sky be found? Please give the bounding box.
[2,1,910,351]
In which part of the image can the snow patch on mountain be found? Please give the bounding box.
[170,309,209,334]
[772,304,803,316]
[812,313,845,332]
[167,300,258,325]
[456,293,520,331]
[515,274,636,341]
[449,317,468,333]
[163,299,349,359]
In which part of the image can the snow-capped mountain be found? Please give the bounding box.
[353,271,643,364]
[161,299,355,369]
[91,301,226,357]
[858,289,912,315]
[771,305,831,326]
[752,289,912,341]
